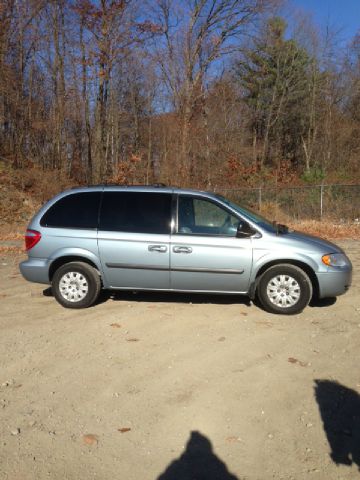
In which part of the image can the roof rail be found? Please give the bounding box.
[71,183,169,189]
[70,184,114,188]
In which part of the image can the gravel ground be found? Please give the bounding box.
[0,240,359,480]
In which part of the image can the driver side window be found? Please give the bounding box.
[178,196,239,236]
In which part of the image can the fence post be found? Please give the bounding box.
[258,186,262,211]
[320,184,324,219]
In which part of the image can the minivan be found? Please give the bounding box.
[20,186,352,314]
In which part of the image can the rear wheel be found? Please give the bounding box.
[257,264,313,315]
[52,262,101,309]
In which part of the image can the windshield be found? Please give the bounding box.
[215,194,277,232]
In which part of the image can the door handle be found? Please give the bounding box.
[173,246,193,254]
[148,245,168,253]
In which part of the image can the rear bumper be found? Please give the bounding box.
[19,258,50,285]
[316,268,352,298]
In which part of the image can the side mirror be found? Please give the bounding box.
[236,221,256,238]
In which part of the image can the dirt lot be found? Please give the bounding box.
[0,240,359,480]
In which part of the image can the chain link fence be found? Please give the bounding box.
[214,184,360,222]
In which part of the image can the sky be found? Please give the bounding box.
[291,0,359,43]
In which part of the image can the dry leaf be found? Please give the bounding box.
[226,436,242,443]
[83,434,98,445]
[288,357,307,367]
[118,427,131,433]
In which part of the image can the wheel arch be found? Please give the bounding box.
[49,256,101,282]
[251,259,319,299]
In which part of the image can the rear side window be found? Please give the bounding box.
[41,192,101,229]
[99,192,172,234]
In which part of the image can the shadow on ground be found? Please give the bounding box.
[315,380,360,470]
[309,297,337,308]
[157,431,239,480]
[44,286,338,311]
[43,287,53,297]
[102,290,252,306]
[43,287,251,306]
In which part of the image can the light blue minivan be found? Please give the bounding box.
[20,186,352,314]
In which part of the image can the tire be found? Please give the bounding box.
[52,262,101,309]
[257,264,313,315]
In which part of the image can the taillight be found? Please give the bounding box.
[25,229,41,251]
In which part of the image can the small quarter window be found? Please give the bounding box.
[99,192,172,234]
[41,192,101,229]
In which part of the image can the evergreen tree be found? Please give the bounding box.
[236,17,314,169]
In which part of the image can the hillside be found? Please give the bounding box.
[0,163,74,230]
[0,164,359,245]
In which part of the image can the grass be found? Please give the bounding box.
[289,220,360,239]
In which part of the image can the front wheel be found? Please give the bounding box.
[52,262,101,309]
[257,264,313,315]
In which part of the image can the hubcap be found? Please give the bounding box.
[266,274,301,308]
[59,271,88,302]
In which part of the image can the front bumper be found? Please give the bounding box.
[316,267,352,298]
[19,258,50,285]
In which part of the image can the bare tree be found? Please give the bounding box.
[153,0,272,184]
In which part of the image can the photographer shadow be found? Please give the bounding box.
[315,379,360,470]
[157,431,239,480]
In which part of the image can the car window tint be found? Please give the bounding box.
[100,192,172,234]
[41,192,101,229]
[178,196,239,236]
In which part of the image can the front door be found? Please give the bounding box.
[170,195,253,293]
[98,191,172,289]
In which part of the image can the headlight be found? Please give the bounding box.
[322,253,348,267]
